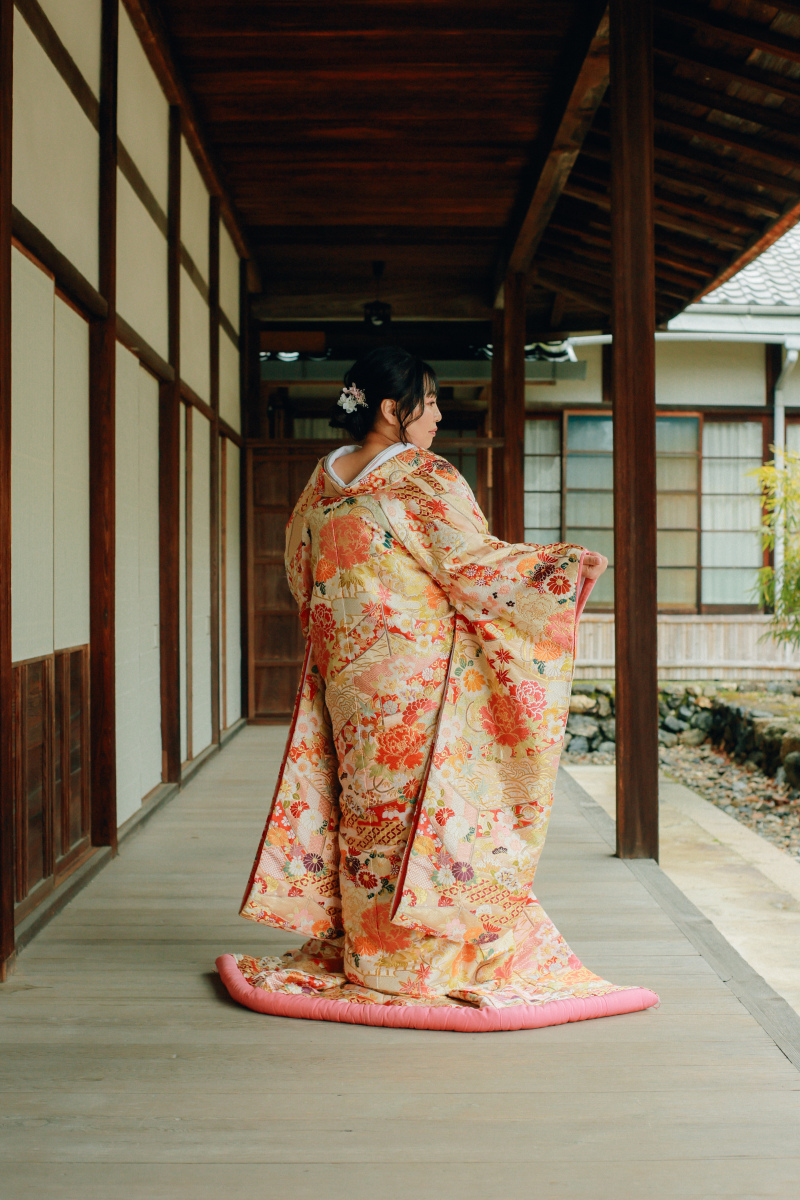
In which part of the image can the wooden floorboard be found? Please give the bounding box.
[1,726,799,1198]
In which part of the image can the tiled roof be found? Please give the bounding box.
[702,223,800,306]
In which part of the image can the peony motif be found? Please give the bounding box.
[375,722,428,771]
[514,678,547,720]
[319,514,373,569]
[478,694,530,748]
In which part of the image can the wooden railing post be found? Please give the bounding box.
[610,0,659,860]
[502,272,527,544]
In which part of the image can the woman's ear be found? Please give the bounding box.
[379,397,398,427]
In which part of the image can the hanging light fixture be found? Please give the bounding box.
[364,260,392,328]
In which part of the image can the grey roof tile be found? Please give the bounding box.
[702,223,800,306]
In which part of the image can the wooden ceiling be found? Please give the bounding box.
[156,0,800,336]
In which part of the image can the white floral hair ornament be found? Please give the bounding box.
[338,384,367,413]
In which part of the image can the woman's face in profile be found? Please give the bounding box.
[403,392,442,449]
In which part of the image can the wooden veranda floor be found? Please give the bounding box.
[1,726,799,1198]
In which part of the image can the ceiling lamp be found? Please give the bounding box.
[364,260,391,327]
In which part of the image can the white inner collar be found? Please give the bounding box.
[324,442,413,488]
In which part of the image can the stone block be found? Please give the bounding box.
[663,714,688,733]
[597,741,616,755]
[678,727,706,746]
[691,711,713,733]
[566,714,600,739]
[658,729,678,747]
[569,694,597,714]
[595,694,611,718]
[784,751,800,789]
[678,704,695,721]
[780,726,800,762]
[600,717,616,742]
[568,736,590,755]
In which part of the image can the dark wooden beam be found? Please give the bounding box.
[611,0,659,861]
[238,260,251,713]
[120,0,253,264]
[532,266,611,313]
[116,314,174,383]
[655,71,800,141]
[494,3,609,302]
[160,106,181,784]
[654,104,800,171]
[209,195,221,746]
[657,0,800,67]
[11,209,107,317]
[579,142,783,219]
[89,0,118,850]
[0,0,14,978]
[654,38,800,106]
[502,273,526,544]
[561,180,747,249]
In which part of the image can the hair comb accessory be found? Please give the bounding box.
[338,384,367,413]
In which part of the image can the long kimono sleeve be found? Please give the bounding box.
[382,457,587,650]
[383,456,590,945]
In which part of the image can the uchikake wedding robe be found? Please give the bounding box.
[217,447,658,1031]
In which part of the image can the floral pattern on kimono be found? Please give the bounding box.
[238,448,641,1007]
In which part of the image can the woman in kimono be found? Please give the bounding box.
[217,348,658,1031]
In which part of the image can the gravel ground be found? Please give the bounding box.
[564,742,800,863]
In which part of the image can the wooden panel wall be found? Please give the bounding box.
[224,440,242,727]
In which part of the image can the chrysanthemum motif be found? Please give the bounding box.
[338,384,367,412]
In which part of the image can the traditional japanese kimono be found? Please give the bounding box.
[217,444,658,1031]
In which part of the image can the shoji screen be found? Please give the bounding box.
[116,3,169,361]
[11,249,55,663]
[180,139,210,401]
[224,442,242,727]
[53,297,90,651]
[12,7,99,287]
[701,421,763,606]
[115,344,162,825]
[191,412,213,754]
[523,418,561,545]
[219,222,241,432]
[179,409,188,763]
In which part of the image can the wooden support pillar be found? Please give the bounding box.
[489,309,505,538]
[610,0,659,860]
[159,105,182,783]
[502,272,527,544]
[239,259,252,715]
[0,0,14,976]
[208,196,220,744]
[88,0,118,848]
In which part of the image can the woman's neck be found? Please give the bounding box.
[330,435,407,485]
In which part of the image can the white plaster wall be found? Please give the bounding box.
[137,367,162,801]
[115,343,142,824]
[180,265,210,401]
[38,0,101,98]
[546,343,602,406]
[656,341,766,407]
[225,442,242,726]
[192,411,212,754]
[181,137,209,283]
[117,2,169,212]
[13,11,100,288]
[11,250,55,663]
[780,363,800,408]
[53,297,90,651]
[117,170,169,360]
[219,221,240,334]
[179,408,188,763]
[219,329,240,432]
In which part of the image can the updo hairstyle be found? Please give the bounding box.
[329,346,439,442]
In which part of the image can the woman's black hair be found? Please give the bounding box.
[329,346,438,442]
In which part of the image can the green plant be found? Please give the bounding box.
[753,448,800,648]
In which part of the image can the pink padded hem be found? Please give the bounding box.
[215,955,659,1032]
